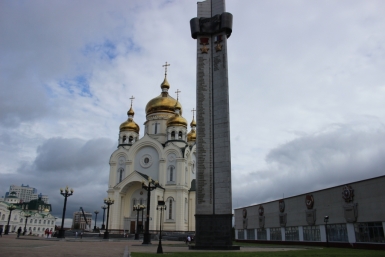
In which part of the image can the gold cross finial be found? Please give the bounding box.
[129,95,135,107]
[175,89,181,100]
[162,62,170,78]
[191,108,196,118]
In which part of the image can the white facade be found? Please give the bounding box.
[0,201,55,237]
[107,75,197,233]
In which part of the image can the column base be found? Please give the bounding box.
[142,233,151,244]
[57,229,65,238]
[192,214,239,250]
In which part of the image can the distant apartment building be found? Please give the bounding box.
[5,184,49,204]
[72,211,92,230]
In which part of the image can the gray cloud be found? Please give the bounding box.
[233,120,385,209]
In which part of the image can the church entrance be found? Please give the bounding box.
[130,221,136,234]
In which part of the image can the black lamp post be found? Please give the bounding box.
[101,205,107,230]
[103,197,114,239]
[141,177,160,244]
[58,186,74,238]
[94,211,99,230]
[133,204,146,240]
[141,207,145,233]
[23,213,31,235]
[324,215,329,247]
[156,201,166,254]
[5,205,16,235]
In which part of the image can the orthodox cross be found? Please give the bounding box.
[191,108,196,118]
[175,89,181,100]
[129,95,135,107]
[162,62,170,77]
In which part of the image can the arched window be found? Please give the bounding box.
[178,131,182,139]
[1,214,4,220]
[170,167,173,181]
[122,136,127,143]
[39,220,41,224]
[171,131,175,139]
[118,168,124,183]
[20,218,23,223]
[44,220,46,224]
[169,199,173,220]
[185,198,188,222]
[129,136,133,142]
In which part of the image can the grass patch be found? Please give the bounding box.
[131,248,385,257]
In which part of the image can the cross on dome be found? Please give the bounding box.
[129,95,135,107]
[162,62,170,78]
[175,89,181,100]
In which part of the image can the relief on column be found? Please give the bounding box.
[342,185,358,222]
[215,35,223,52]
[258,205,265,228]
[242,208,247,229]
[200,38,209,54]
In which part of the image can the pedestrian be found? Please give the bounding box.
[80,232,83,239]
[0,227,3,237]
[187,235,191,245]
[45,228,49,238]
[75,231,78,238]
[17,227,22,238]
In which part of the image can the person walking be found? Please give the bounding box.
[0,227,3,237]
[17,227,22,238]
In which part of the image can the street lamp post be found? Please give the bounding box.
[23,213,31,235]
[156,201,166,254]
[58,186,74,238]
[101,205,107,230]
[5,205,16,235]
[141,207,145,233]
[133,204,146,240]
[103,198,114,239]
[324,216,329,247]
[141,177,160,244]
[94,211,99,230]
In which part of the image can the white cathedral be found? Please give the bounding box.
[106,72,197,233]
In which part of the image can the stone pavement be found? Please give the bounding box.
[0,234,303,257]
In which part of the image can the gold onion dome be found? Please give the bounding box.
[190,116,196,127]
[167,108,187,128]
[187,116,196,142]
[120,106,139,133]
[145,78,182,116]
[187,128,196,142]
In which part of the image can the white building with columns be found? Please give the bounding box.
[106,73,197,234]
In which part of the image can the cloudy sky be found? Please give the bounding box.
[1,0,384,227]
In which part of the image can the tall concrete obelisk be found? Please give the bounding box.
[190,0,238,250]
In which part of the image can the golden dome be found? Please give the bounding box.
[127,106,134,116]
[167,114,187,128]
[146,93,182,116]
[161,77,170,89]
[190,116,196,127]
[120,118,140,133]
[187,129,196,142]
